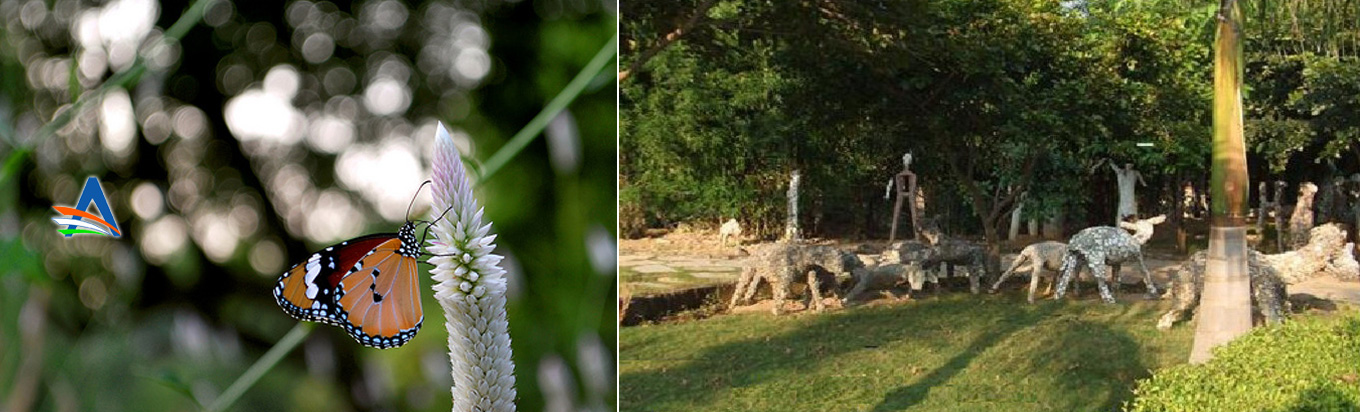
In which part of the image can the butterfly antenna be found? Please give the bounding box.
[418,204,459,256]
[405,180,433,222]
[429,203,456,227]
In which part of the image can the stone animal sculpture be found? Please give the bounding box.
[1053,215,1166,303]
[1155,250,1288,330]
[1324,243,1359,281]
[990,241,1068,303]
[730,244,864,315]
[919,225,990,294]
[1155,223,1354,330]
[1265,223,1351,284]
[878,243,944,292]
[719,218,743,247]
[841,261,920,305]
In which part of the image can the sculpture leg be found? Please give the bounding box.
[1054,253,1080,300]
[991,256,1024,292]
[1135,256,1159,299]
[1071,265,1082,297]
[1091,263,1116,304]
[730,267,754,308]
[1027,269,1042,303]
[742,269,764,305]
[807,270,825,312]
[1255,277,1286,325]
[968,262,982,294]
[1041,266,1055,296]
[1109,264,1121,296]
[771,269,792,315]
[1157,265,1201,330]
[843,273,868,306]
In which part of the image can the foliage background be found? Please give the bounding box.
[0,0,617,411]
[620,0,1360,244]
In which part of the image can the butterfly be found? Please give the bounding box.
[273,182,445,349]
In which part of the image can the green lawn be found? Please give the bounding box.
[621,293,1206,411]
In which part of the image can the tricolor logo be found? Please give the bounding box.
[52,176,122,238]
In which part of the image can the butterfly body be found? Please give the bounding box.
[274,222,424,348]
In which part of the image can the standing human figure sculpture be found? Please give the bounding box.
[784,169,802,242]
[886,152,921,243]
[1184,181,1199,219]
[1289,182,1318,251]
[1257,181,1271,230]
[1096,159,1147,225]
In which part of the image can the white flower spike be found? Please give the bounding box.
[427,122,516,411]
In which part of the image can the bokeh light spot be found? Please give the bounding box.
[454,47,491,82]
[249,239,285,276]
[79,276,109,310]
[362,78,410,116]
[172,106,208,140]
[193,212,240,263]
[141,215,188,265]
[98,89,137,158]
[306,115,354,154]
[202,0,233,27]
[130,182,164,220]
[301,32,335,64]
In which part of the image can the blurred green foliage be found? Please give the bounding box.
[0,0,616,411]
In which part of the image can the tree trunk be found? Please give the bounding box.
[982,220,1003,282]
[1191,0,1253,364]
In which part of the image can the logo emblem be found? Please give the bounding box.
[52,176,122,238]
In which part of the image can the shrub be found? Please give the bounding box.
[1126,312,1360,412]
[620,185,648,239]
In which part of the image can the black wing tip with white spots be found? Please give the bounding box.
[344,320,423,349]
[275,284,422,348]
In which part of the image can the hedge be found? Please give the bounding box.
[1126,312,1360,412]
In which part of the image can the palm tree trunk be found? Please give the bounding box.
[1190,0,1253,364]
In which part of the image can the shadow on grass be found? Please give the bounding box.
[1023,317,1149,412]
[620,295,1061,411]
[868,301,1061,411]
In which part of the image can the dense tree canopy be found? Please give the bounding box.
[621,0,1360,244]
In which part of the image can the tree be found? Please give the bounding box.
[619,0,720,83]
[1191,0,1253,364]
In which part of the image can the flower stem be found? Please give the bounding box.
[476,32,618,186]
[206,322,313,412]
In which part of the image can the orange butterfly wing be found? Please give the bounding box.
[273,222,424,349]
[335,238,424,348]
[274,236,392,326]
